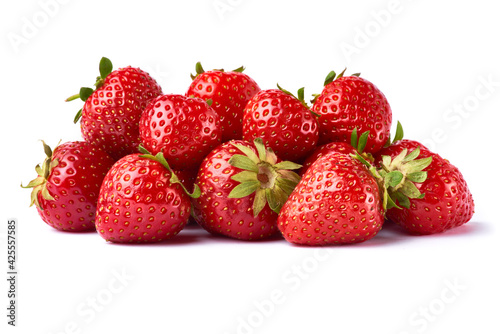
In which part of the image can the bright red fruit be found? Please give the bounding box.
[22,141,115,232]
[139,94,222,170]
[278,151,385,246]
[95,152,195,243]
[186,62,261,142]
[192,139,302,240]
[67,57,162,159]
[299,142,356,175]
[312,70,392,153]
[242,87,319,162]
[375,139,474,234]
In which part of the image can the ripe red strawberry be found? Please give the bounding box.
[139,94,222,170]
[67,57,162,159]
[22,141,115,232]
[192,138,302,240]
[242,86,319,162]
[299,141,355,176]
[311,69,392,153]
[186,62,261,142]
[278,151,385,246]
[95,149,200,243]
[375,139,474,234]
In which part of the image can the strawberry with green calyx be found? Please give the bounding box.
[192,138,302,240]
[242,84,319,162]
[374,139,474,235]
[22,140,115,232]
[66,57,162,160]
[277,125,433,246]
[311,68,392,153]
[186,62,261,142]
[95,147,200,244]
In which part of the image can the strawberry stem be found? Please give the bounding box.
[66,57,113,123]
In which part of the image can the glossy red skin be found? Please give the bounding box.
[312,76,392,153]
[375,140,474,235]
[82,66,162,160]
[36,141,115,232]
[95,154,191,243]
[242,89,319,162]
[278,152,384,246]
[192,140,279,240]
[175,168,198,194]
[299,142,356,176]
[186,70,260,142]
[139,94,222,170]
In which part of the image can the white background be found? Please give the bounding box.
[1,0,499,333]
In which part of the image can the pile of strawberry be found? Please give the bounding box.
[22,58,475,246]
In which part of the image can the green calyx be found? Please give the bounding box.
[310,68,361,105]
[190,61,245,80]
[276,84,320,117]
[323,68,361,86]
[21,141,60,210]
[352,122,432,212]
[376,146,432,210]
[66,57,113,123]
[228,138,302,217]
[350,126,375,163]
[384,120,404,147]
[138,146,201,199]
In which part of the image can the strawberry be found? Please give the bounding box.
[299,142,355,176]
[375,139,474,235]
[311,69,392,153]
[22,141,115,232]
[242,86,319,162]
[66,57,162,159]
[139,94,222,170]
[95,148,200,243]
[192,138,302,240]
[278,151,385,245]
[277,125,433,246]
[186,62,261,142]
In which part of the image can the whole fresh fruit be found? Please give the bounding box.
[95,149,200,243]
[278,151,385,246]
[139,94,222,170]
[67,57,162,159]
[311,69,392,153]
[192,138,302,240]
[242,86,319,162]
[375,139,474,234]
[22,141,115,232]
[186,62,260,142]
